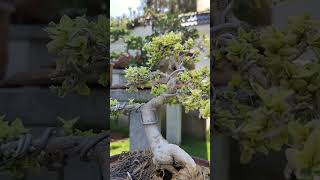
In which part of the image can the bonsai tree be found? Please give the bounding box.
[213,0,320,179]
[111,31,210,179]
[110,7,210,179]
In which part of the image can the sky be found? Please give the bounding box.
[110,0,142,18]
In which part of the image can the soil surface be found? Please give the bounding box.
[110,150,210,180]
[110,132,128,142]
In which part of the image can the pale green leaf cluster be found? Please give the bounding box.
[124,66,153,91]
[47,15,108,97]
[124,35,145,51]
[143,32,200,68]
[151,84,168,96]
[47,15,108,58]
[0,116,41,178]
[286,129,320,179]
[0,115,27,141]
[214,15,320,173]
[110,98,122,118]
[143,9,199,41]
[122,31,209,120]
[59,117,97,136]
[110,17,131,42]
[177,67,210,119]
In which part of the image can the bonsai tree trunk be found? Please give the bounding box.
[112,76,204,179]
[139,78,198,179]
[140,96,197,177]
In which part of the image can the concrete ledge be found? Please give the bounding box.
[9,25,49,40]
[0,87,107,128]
[110,89,153,102]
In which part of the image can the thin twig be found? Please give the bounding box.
[220,0,234,24]
[211,22,241,36]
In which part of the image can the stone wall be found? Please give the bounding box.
[6,25,54,78]
[0,87,107,128]
[0,25,107,180]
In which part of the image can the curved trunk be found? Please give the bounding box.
[113,70,207,178]
[139,90,198,178]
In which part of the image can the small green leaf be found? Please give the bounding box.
[59,117,79,135]
[286,148,310,170]
[240,147,254,164]
[9,118,26,139]
[76,82,90,96]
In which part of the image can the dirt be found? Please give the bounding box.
[111,132,128,142]
[110,150,210,180]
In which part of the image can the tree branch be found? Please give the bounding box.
[220,0,234,24]
[0,130,110,180]
[211,22,241,36]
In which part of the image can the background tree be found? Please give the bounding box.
[142,0,197,13]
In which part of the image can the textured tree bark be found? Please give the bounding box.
[112,96,199,177]
[138,77,198,177]
[140,95,197,175]
[111,71,200,177]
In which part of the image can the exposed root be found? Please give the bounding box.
[110,150,210,180]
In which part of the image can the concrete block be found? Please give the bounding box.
[212,135,230,180]
[166,104,182,145]
[129,111,149,151]
[111,69,127,87]
[129,110,161,151]
[6,40,30,78]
